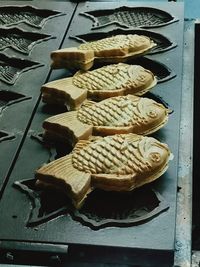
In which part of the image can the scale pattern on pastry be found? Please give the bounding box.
[41,63,157,109]
[36,133,171,208]
[73,64,155,93]
[43,95,169,145]
[51,34,156,70]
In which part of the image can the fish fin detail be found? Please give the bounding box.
[43,111,93,146]
[50,47,95,70]
[73,139,94,153]
[125,133,142,144]
[35,155,92,209]
[80,99,96,108]
[41,78,87,110]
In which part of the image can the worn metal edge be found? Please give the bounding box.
[174,19,194,267]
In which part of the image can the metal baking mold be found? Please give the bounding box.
[0,90,31,114]
[0,53,44,85]
[0,130,15,143]
[70,28,177,55]
[0,27,54,55]
[14,178,69,227]
[73,188,169,229]
[80,6,178,30]
[0,5,64,28]
[14,178,169,229]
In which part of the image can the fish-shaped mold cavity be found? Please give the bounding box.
[71,29,177,56]
[43,95,169,146]
[81,6,178,29]
[0,90,30,114]
[41,63,157,109]
[35,133,171,209]
[14,178,169,228]
[51,34,156,70]
[0,130,15,143]
[0,27,54,55]
[0,5,63,28]
[0,53,43,85]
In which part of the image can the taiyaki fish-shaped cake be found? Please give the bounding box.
[35,134,171,208]
[42,63,157,109]
[43,95,169,146]
[51,34,156,70]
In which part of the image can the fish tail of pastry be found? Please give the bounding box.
[43,111,93,146]
[51,47,95,70]
[41,78,87,110]
[35,155,92,209]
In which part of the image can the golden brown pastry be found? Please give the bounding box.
[43,95,169,146]
[35,133,171,208]
[51,34,156,70]
[42,63,157,110]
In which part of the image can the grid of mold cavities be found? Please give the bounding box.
[18,5,179,230]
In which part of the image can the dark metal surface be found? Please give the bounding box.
[0,1,187,267]
[0,27,54,55]
[174,19,194,267]
[0,4,64,28]
[192,22,200,251]
[0,1,77,192]
[13,178,169,229]
[0,53,43,84]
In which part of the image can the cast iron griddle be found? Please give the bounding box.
[0,1,184,266]
[80,5,178,29]
[0,27,54,55]
[0,0,76,191]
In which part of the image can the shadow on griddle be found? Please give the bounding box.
[41,103,68,116]
[13,178,169,230]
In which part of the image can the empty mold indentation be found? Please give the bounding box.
[0,130,15,142]
[81,6,178,29]
[70,28,177,55]
[14,178,169,229]
[0,53,43,85]
[0,5,64,28]
[14,178,69,227]
[73,188,169,229]
[0,90,30,114]
[0,27,54,54]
